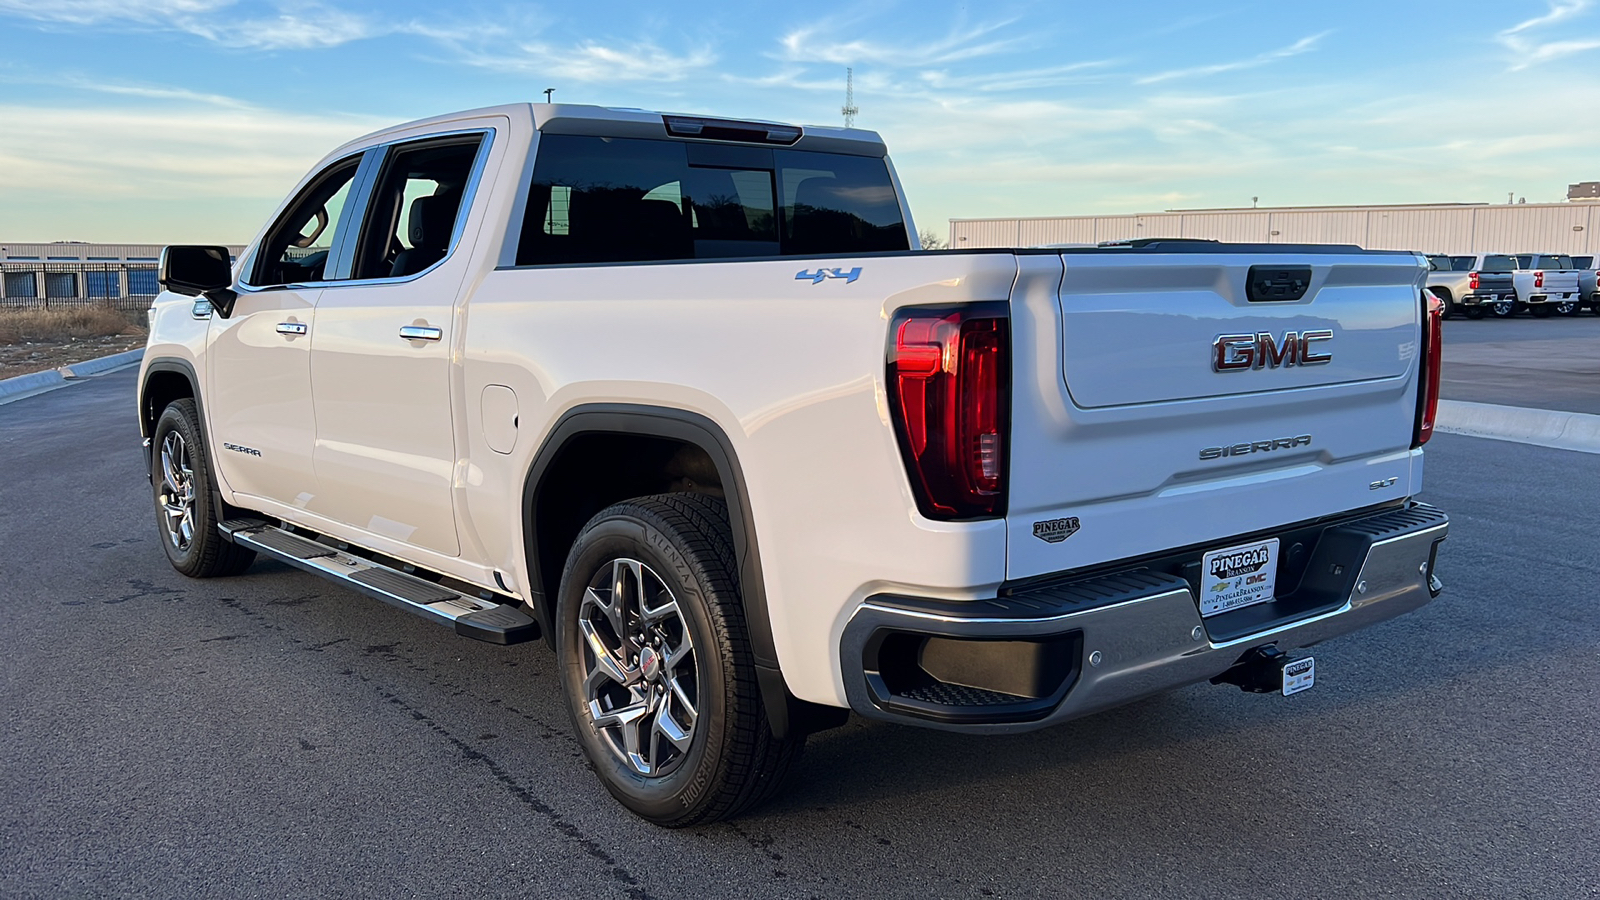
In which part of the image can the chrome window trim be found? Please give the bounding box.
[237,126,497,294]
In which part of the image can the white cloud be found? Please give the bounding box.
[452,37,717,83]
[1136,32,1329,85]
[1498,0,1600,68]
[0,0,392,50]
[776,17,1031,67]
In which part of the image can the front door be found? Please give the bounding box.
[207,154,363,507]
[305,131,492,558]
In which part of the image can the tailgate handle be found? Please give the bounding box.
[1247,266,1313,302]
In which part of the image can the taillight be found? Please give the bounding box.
[887,304,1010,519]
[1535,270,1544,288]
[1414,289,1443,446]
[1468,271,1479,290]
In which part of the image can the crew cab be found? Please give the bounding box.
[139,103,1449,825]
[1511,253,1582,316]
[1429,253,1519,319]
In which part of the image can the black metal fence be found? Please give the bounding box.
[1,262,159,311]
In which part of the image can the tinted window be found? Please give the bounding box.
[350,136,484,280]
[517,135,907,266]
[1427,255,1452,271]
[1513,255,1534,269]
[775,150,909,255]
[1481,255,1516,272]
[253,156,361,286]
[1534,254,1573,269]
[1574,255,1594,269]
[1450,256,1475,270]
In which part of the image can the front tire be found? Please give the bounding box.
[1490,299,1518,318]
[556,493,802,826]
[1554,299,1579,316]
[1530,304,1554,318]
[151,399,256,578]
[1464,306,1487,320]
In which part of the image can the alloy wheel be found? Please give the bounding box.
[158,431,196,552]
[578,557,698,778]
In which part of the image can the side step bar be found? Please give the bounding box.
[219,519,539,645]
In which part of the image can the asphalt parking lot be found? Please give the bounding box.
[2,325,1596,899]
[1441,315,1600,414]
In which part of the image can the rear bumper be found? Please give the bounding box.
[840,503,1448,734]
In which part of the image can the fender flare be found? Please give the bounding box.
[141,357,240,522]
[520,404,777,666]
[520,404,841,737]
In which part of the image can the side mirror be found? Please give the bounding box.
[160,245,238,318]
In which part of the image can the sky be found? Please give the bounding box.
[2,0,1600,243]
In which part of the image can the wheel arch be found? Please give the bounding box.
[519,403,845,739]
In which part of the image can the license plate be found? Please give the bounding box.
[1199,538,1280,616]
[1282,656,1315,696]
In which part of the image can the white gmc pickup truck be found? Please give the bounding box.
[140,103,1449,825]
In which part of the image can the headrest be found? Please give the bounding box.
[408,189,460,251]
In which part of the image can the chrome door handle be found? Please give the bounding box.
[399,325,442,342]
[276,322,308,336]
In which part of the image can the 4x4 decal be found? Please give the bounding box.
[796,267,862,284]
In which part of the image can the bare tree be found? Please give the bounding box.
[919,229,948,251]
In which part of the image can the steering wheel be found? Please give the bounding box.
[290,207,329,248]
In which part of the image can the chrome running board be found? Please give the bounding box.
[219,519,539,645]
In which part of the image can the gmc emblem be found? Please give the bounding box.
[1212,330,1333,372]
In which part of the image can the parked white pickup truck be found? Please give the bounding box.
[140,103,1449,825]
[1511,253,1582,316]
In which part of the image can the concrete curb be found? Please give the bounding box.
[1436,399,1600,455]
[0,347,145,405]
[60,348,145,379]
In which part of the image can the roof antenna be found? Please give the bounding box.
[543,88,555,103]
[841,67,858,128]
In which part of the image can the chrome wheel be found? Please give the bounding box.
[1491,299,1515,317]
[1555,300,1578,315]
[579,557,698,778]
[158,431,196,552]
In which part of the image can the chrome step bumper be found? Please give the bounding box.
[220,520,539,644]
[840,503,1448,733]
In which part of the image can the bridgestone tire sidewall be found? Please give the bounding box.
[557,516,732,823]
[151,401,218,576]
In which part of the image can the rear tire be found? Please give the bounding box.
[151,399,256,578]
[556,493,802,826]
[1464,306,1486,320]
[1490,299,1517,318]
[1531,304,1554,318]
[1554,299,1579,316]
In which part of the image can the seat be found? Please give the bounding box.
[390,189,461,277]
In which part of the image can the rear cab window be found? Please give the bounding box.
[516,134,910,266]
[1481,255,1517,272]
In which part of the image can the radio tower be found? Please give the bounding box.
[841,67,859,128]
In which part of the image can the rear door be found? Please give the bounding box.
[305,125,499,558]
[1005,248,1425,581]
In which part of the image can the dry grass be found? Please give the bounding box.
[0,305,143,344]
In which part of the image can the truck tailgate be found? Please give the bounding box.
[1005,250,1426,582]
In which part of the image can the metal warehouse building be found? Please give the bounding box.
[1,242,244,310]
[949,201,1600,254]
